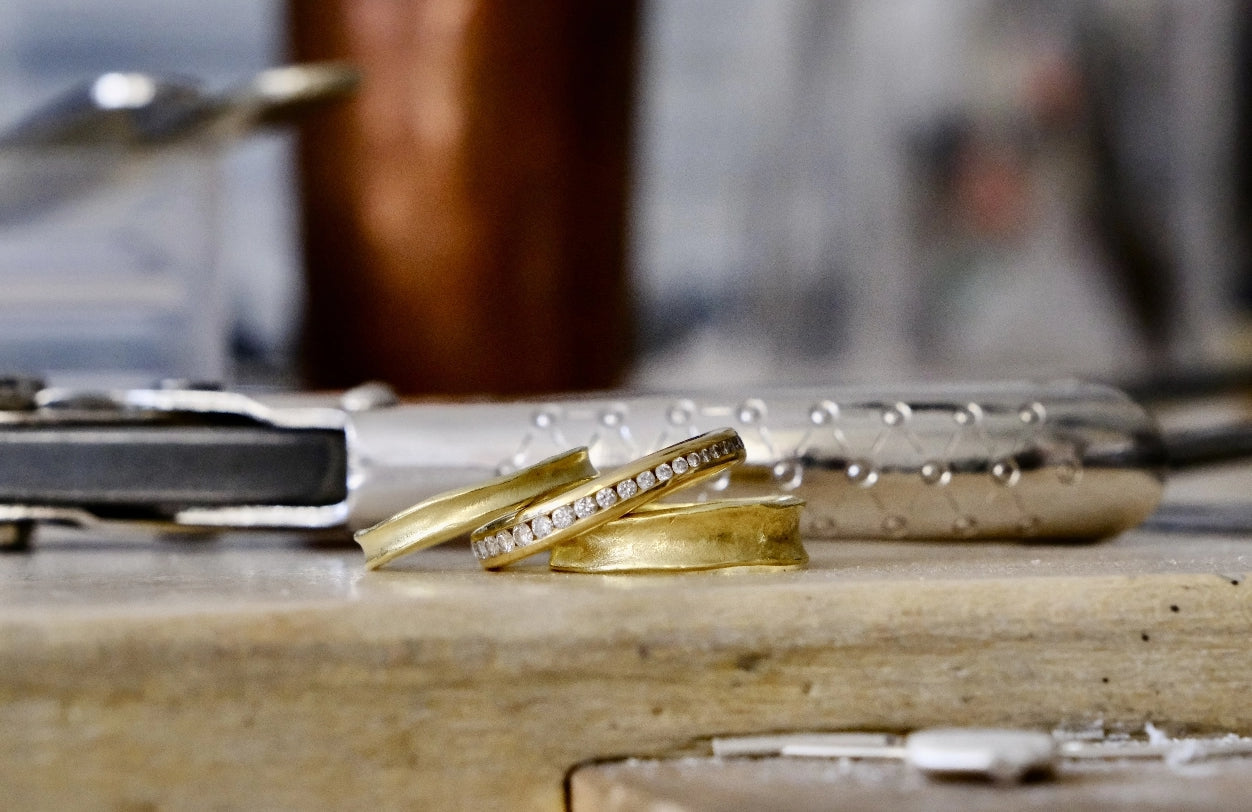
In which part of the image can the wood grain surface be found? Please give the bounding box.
[2,511,1251,810]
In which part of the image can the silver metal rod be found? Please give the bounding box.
[344,380,1165,539]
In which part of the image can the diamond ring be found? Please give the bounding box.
[472,428,746,570]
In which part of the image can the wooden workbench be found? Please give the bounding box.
[2,469,1251,810]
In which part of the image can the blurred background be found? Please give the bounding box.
[0,0,298,387]
[0,0,1247,395]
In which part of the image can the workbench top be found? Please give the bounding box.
[3,471,1251,810]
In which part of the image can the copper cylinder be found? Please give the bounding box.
[289,1,638,395]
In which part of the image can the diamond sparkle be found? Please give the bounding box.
[552,505,576,529]
[477,433,741,563]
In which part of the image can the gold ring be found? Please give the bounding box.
[548,496,808,573]
[472,428,745,570]
[354,448,597,569]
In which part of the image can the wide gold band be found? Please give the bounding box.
[354,448,597,569]
[472,428,745,570]
[548,496,808,573]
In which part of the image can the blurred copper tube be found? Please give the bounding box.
[289,0,638,395]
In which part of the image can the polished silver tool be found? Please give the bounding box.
[0,63,358,148]
[0,377,1165,547]
[0,63,358,225]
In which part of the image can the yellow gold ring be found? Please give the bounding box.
[354,448,597,569]
[472,428,745,570]
[548,496,808,573]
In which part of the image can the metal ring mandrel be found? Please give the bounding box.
[471,428,746,570]
[547,496,807,573]
[353,447,597,569]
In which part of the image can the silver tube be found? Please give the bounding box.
[346,380,1165,540]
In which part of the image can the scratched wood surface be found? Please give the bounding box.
[2,481,1251,810]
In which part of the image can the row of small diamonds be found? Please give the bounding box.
[473,435,743,560]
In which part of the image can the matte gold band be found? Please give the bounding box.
[354,448,597,569]
[548,496,807,573]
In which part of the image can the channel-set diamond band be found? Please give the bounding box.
[353,448,597,569]
[547,496,808,573]
[471,428,746,570]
